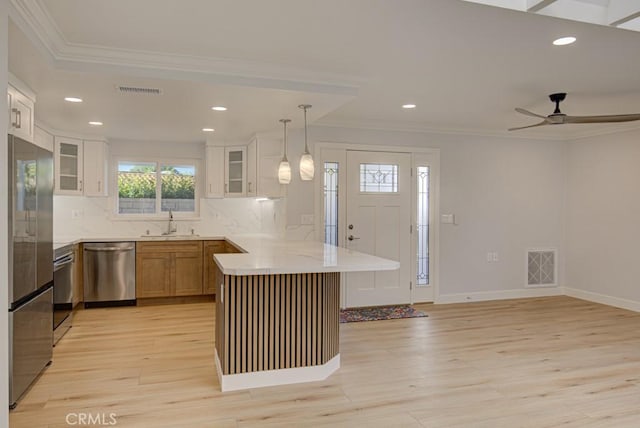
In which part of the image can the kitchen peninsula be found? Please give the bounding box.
[212,236,399,391]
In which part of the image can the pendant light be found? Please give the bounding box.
[298,104,315,181]
[278,119,292,184]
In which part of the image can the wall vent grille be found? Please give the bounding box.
[116,85,162,95]
[527,249,557,287]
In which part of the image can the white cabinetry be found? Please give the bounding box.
[83,140,109,196]
[7,77,35,143]
[205,145,224,198]
[225,146,247,197]
[247,136,285,198]
[55,137,84,195]
[203,138,284,199]
[54,136,109,196]
[34,126,54,152]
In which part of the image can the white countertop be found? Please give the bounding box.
[55,234,400,275]
[213,235,400,275]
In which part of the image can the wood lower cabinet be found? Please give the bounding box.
[203,241,225,295]
[175,251,203,296]
[136,241,203,298]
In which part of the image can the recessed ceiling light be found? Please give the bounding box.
[64,97,83,103]
[202,128,215,132]
[553,36,576,46]
[402,104,417,109]
[211,106,227,111]
[88,121,103,126]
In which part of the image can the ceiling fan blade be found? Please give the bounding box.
[563,114,640,124]
[515,108,546,119]
[508,121,548,131]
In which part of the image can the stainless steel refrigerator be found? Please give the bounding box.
[8,134,54,409]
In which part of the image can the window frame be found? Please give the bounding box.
[112,156,201,220]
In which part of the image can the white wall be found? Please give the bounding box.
[566,127,640,311]
[0,0,9,423]
[53,139,281,241]
[284,126,568,302]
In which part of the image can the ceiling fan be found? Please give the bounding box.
[509,93,640,131]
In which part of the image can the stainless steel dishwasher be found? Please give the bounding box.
[83,242,136,308]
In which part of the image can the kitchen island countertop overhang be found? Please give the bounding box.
[212,235,400,275]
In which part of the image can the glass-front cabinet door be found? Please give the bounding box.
[224,146,246,197]
[54,137,83,195]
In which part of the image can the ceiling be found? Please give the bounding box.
[463,0,640,30]
[8,0,640,142]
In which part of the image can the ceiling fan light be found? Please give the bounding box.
[299,153,315,181]
[278,160,291,184]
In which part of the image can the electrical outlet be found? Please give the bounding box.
[486,252,493,262]
[492,252,499,262]
[71,210,82,219]
[301,214,314,225]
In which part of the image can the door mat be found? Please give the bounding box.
[340,305,428,323]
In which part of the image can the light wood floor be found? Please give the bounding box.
[10,296,640,427]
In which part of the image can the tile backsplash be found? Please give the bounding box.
[53,196,284,241]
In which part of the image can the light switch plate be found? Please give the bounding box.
[441,214,455,224]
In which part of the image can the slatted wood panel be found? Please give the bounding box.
[215,270,340,375]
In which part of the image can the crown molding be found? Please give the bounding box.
[10,0,362,96]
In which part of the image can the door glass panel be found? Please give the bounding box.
[324,162,339,246]
[416,166,429,285]
[359,163,398,193]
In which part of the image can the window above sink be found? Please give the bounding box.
[116,158,200,219]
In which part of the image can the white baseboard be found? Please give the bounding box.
[215,349,340,392]
[435,286,564,304]
[564,287,640,313]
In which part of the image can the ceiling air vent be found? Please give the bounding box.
[116,85,163,95]
[527,249,557,287]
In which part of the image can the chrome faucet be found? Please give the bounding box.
[167,209,177,234]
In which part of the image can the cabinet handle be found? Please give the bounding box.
[248,182,252,193]
[209,184,212,193]
[225,183,228,193]
[11,108,19,128]
[98,181,101,192]
[79,180,83,191]
[16,110,21,129]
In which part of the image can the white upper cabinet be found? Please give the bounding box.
[83,140,109,197]
[203,138,284,199]
[54,137,84,195]
[246,139,257,197]
[224,146,247,197]
[7,76,36,143]
[248,136,285,199]
[205,145,224,198]
[34,126,54,152]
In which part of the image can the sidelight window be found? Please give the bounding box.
[324,162,339,246]
[416,166,430,285]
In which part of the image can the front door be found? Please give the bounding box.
[345,151,411,307]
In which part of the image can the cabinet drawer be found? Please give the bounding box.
[137,240,203,254]
[204,240,225,253]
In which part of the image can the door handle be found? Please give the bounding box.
[348,235,360,241]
